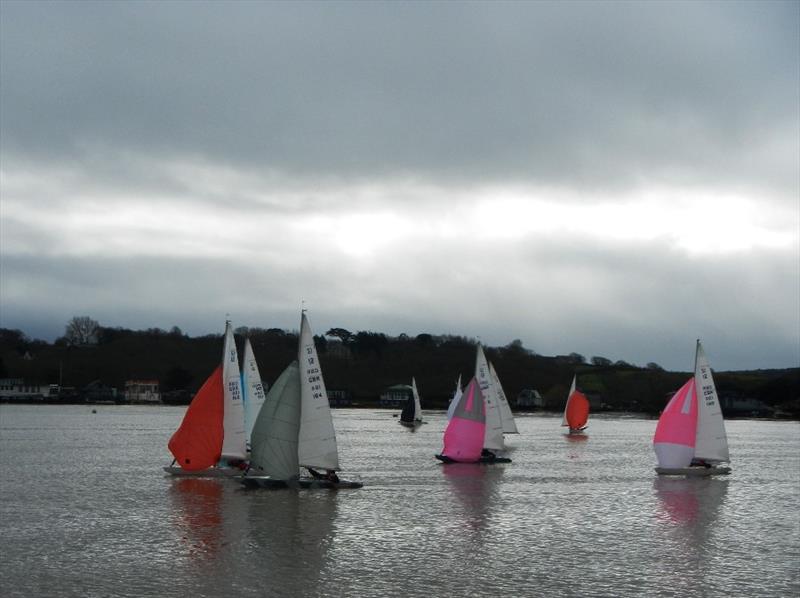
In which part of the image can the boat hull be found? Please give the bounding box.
[655,466,731,477]
[242,475,363,489]
[435,454,512,464]
[163,466,244,478]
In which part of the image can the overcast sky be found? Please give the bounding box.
[1,1,798,372]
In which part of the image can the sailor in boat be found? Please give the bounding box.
[481,448,497,462]
[307,467,340,483]
[690,458,712,468]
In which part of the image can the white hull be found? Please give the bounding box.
[655,466,731,477]
[163,466,244,478]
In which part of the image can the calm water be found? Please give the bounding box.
[0,405,798,597]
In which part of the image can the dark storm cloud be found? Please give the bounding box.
[1,1,797,197]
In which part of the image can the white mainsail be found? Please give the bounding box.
[446,374,462,420]
[297,313,340,471]
[490,362,519,434]
[561,375,576,426]
[242,337,267,446]
[411,377,423,422]
[249,361,301,479]
[221,320,247,460]
[475,344,505,451]
[693,340,730,463]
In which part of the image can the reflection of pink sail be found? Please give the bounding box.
[653,378,697,468]
[441,377,485,463]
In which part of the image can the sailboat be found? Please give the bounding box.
[475,344,508,458]
[446,374,462,420]
[242,312,362,489]
[242,337,268,449]
[399,377,424,427]
[164,320,247,477]
[436,377,511,464]
[653,340,731,477]
[561,375,589,433]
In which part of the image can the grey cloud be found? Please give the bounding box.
[1,1,797,198]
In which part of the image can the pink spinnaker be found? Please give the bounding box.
[441,377,486,463]
[653,377,698,468]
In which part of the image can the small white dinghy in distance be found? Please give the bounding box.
[653,340,731,477]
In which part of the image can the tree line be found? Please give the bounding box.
[0,317,797,417]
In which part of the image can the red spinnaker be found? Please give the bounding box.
[168,366,224,471]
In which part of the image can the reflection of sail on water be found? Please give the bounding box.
[653,477,729,589]
[246,492,338,591]
[441,463,504,532]
[169,479,224,559]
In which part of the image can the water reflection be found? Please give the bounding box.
[654,477,729,527]
[169,478,223,560]
[441,463,504,532]
[245,490,339,589]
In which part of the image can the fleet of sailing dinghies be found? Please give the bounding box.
[164,320,247,477]
[561,375,590,433]
[653,340,731,477]
[242,312,363,489]
[399,377,424,427]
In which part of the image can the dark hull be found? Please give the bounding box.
[242,476,363,489]
[435,454,512,464]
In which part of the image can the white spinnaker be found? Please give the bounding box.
[221,321,247,460]
[297,313,340,471]
[693,341,730,463]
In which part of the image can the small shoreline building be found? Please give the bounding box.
[124,380,161,404]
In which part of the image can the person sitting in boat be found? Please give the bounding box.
[481,448,496,461]
[325,470,340,483]
[307,467,325,479]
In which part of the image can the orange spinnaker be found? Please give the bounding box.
[566,390,590,429]
[168,365,224,470]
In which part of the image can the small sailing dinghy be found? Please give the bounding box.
[242,337,268,451]
[243,312,362,490]
[436,377,511,464]
[653,340,731,477]
[561,375,589,433]
[164,320,247,477]
[399,377,424,427]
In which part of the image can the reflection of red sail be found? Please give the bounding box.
[171,478,223,558]
[168,366,224,470]
[565,391,589,429]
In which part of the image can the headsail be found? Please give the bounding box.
[220,321,247,461]
[249,361,301,480]
[693,340,729,463]
[411,377,423,423]
[653,378,698,468]
[242,338,267,447]
[446,375,462,420]
[490,362,518,434]
[168,366,224,471]
[298,313,340,471]
[475,344,505,451]
[440,377,486,462]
